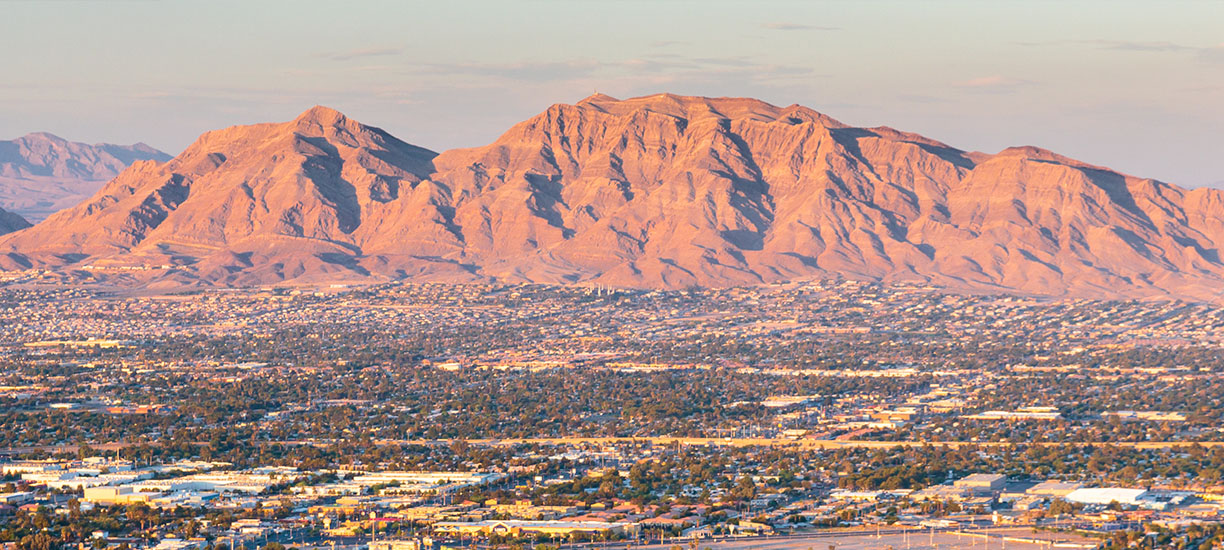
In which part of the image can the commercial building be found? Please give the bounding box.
[0,492,34,505]
[1027,481,1083,498]
[369,539,435,550]
[350,471,504,495]
[432,520,637,537]
[1065,488,1148,506]
[83,486,162,505]
[954,474,1007,492]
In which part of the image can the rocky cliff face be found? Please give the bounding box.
[4,94,1223,301]
[0,107,448,284]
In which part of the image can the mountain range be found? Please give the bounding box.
[0,207,29,235]
[0,132,170,221]
[2,93,1222,301]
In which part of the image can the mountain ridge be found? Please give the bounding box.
[0,132,171,221]
[2,94,1223,301]
[0,207,29,235]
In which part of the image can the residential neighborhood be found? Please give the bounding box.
[2,282,1224,549]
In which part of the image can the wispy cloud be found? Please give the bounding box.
[410,56,822,86]
[323,47,402,62]
[954,75,1033,90]
[1014,39,1185,50]
[131,90,175,99]
[761,22,838,31]
[419,60,605,82]
[1200,44,1224,64]
[1178,84,1224,94]
[897,94,952,104]
[1096,39,1224,63]
[1091,40,1195,52]
[1016,38,1223,61]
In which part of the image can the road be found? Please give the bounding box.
[6,436,1224,455]
[469,527,1098,550]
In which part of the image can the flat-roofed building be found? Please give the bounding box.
[150,538,207,550]
[1,462,62,475]
[350,471,504,495]
[1065,488,1148,506]
[83,486,163,505]
[0,492,33,505]
[432,520,637,537]
[369,539,435,550]
[955,474,1006,492]
[1027,481,1083,498]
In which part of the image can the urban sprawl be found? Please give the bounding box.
[3,281,1224,550]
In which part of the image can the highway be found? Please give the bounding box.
[6,436,1224,455]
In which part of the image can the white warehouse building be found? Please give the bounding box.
[1065,487,1148,506]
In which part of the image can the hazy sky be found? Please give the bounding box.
[2,0,1222,187]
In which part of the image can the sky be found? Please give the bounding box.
[2,0,1222,187]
